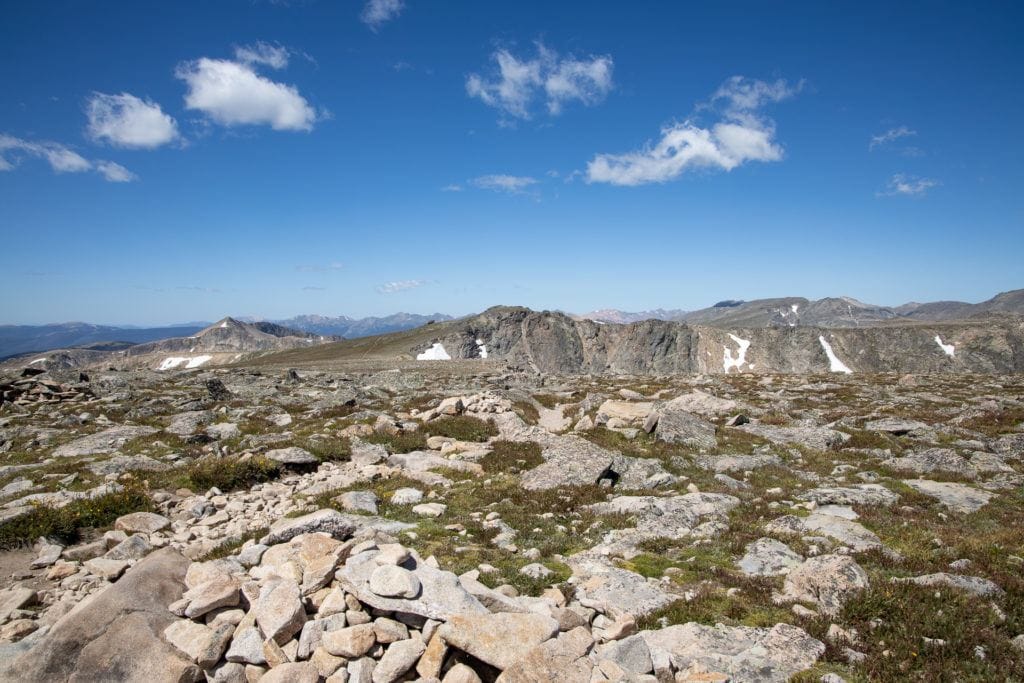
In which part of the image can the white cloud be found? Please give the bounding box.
[176,57,317,131]
[470,174,538,194]
[86,92,179,148]
[377,279,430,294]
[441,184,463,192]
[467,43,613,120]
[0,133,136,182]
[878,173,939,197]
[361,0,403,31]
[95,160,138,182]
[234,42,290,69]
[586,76,799,186]
[870,125,916,150]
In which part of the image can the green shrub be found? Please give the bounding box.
[422,416,498,442]
[366,430,428,453]
[304,436,352,462]
[0,484,153,549]
[478,440,543,473]
[154,456,282,493]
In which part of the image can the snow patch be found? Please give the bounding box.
[158,357,188,371]
[935,335,955,358]
[818,336,853,374]
[158,355,213,371]
[29,357,48,364]
[791,304,799,314]
[219,321,228,328]
[416,343,451,361]
[476,339,488,359]
[723,333,751,373]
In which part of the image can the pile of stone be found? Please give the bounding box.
[0,375,95,406]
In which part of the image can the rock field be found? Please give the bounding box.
[0,362,1023,682]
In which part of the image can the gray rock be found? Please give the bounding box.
[104,534,153,561]
[371,637,425,682]
[737,538,804,577]
[260,509,358,545]
[31,543,63,569]
[696,453,780,473]
[225,627,267,665]
[255,578,307,645]
[390,487,423,505]
[2,548,201,683]
[261,662,319,683]
[323,623,377,658]
[265,446,319,466]
[337,548,487,621]
[798,484,899,507]
[655,409,717,449]
[641,622,824,683]
[438,612,559,670]
[338,490,380,515]
[521,436,615,491]
[902,479,992,513]
[567,557,677,619]
[739,424,850,450]
[781,555,870,615]
[595,634,652,674]
[496,625,593,681]
[369,565,422,599]
[52,425,159,458]
[115,511,171,535]
[885,449,978,478]
[892,572,1004,598]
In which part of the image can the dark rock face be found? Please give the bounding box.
[420,307,1024,376]
[5,548,201,683]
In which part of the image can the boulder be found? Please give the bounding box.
[521,436,615,491]
[496,625,594,682]
[52,425,159,458]
[260,509,358,545]
[902,479,992,513]
[737,538,803,577]
[438,612,559,671]
[780,555,870,615]
[115,511,171,535]
[254,578,307,644]
[265,447,318,466]
[892,572,1003,598]
[655,409,717,449]
[641,622,824,683]
[3,548,202,683]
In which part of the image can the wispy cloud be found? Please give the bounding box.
[441,183,463,192]
[870,125,916,150]
[586,76,801,186]
[86,92,179,149]
[877,173,939,197]
[176,49,320,131]
[0,133,137,182]
[234,42,290,70]
[470,174,538,194]
[295,261,343,273]
[467,43,613,120]
[302,285,326,291]
[361,0,404,31]
[376,279,431,294]
[95,161,137,183]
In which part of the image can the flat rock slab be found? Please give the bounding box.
[765,513,883,552]
[521,436,615,491]
[641,622,824,683]
[798,484,899,507]
[737,538,804,577]
[439,612,560,671]
[902,479,992,513]
[738,424,850,451]
[336,548,487,622]
[52,425,159,458]
[891,572,1003,598]
[885,449,978,479]
[3,548,201,683]
[265,447,319,466]
[662,390,738,417]
[655,409,718,450]
[567,557,677,619]
[696,453,781,473]
[863,418,935,436]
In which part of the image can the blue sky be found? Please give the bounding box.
[1,0,1022,325]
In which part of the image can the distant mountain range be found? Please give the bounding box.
[579,289,1024,328]
[0,313,453,360]
[2,291,1020,363]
